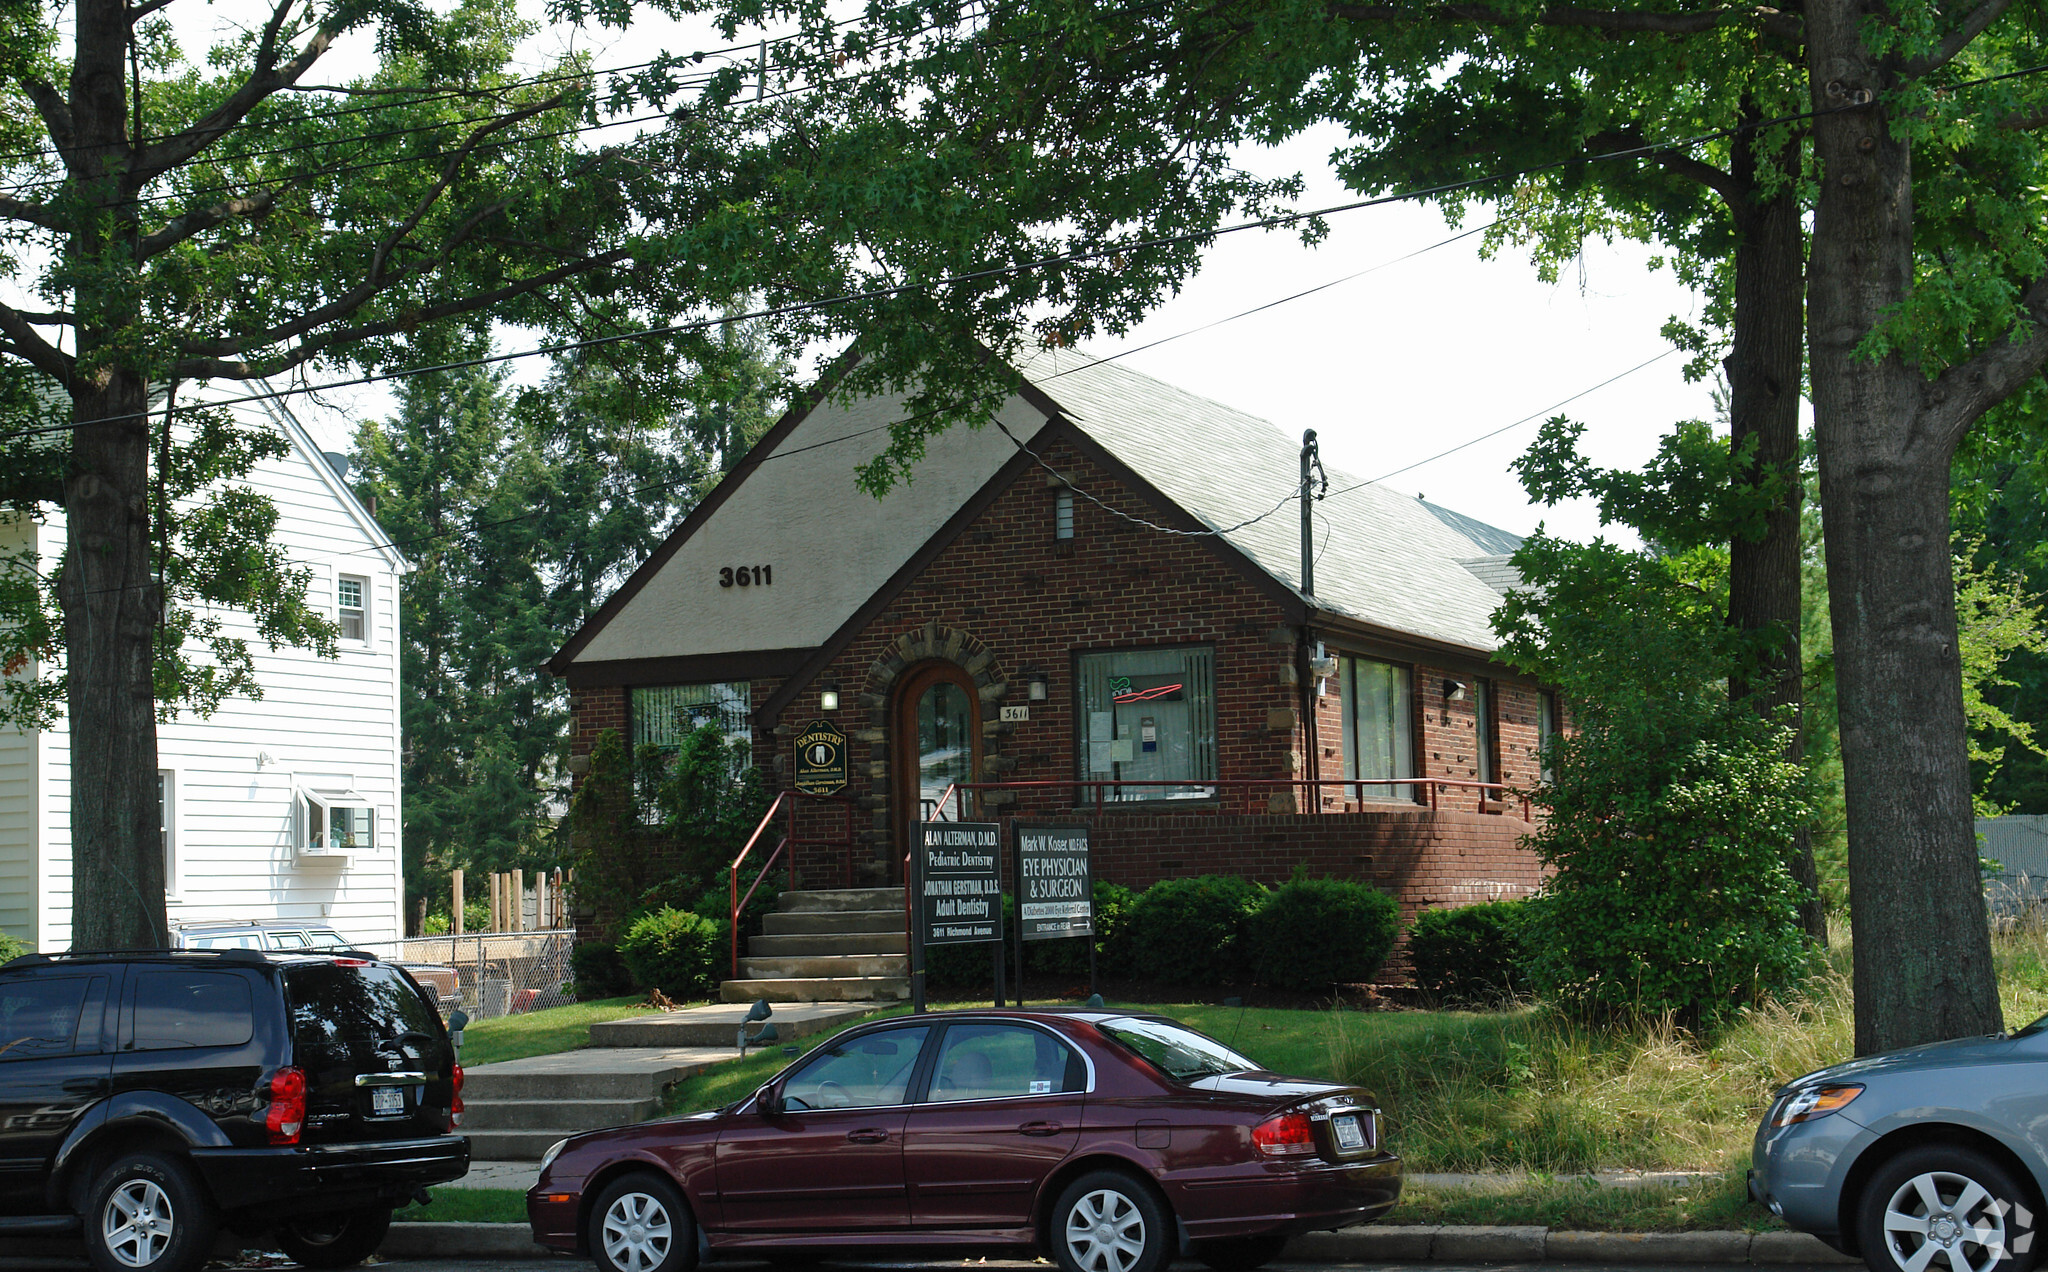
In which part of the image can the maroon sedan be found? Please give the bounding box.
[527,1009,1400,1272]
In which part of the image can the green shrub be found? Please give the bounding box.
[569,940,633,999]
[1409,900,1533,1005]
[618,908,721,999]
[0,933,26,964]
[1246,872,1400,992]
[1125,875,1264,985]
[919,881,1136,992]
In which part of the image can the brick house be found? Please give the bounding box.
[549,347,1552,957]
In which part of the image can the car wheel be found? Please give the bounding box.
[1857,1145,2040,1272]
[1192,1234,1291,1272]
[1053,1170,1173,1272]
[83,1152,218,1272]
[274,1206,393,1268]
[589,1172,697,1272]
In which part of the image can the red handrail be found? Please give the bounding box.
[729,790,856,979]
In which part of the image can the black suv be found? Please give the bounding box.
[0,948,469,1272]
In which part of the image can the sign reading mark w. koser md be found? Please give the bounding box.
[1016,823,1092,941]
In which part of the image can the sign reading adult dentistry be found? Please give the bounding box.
[919,821,1004,945]
[1015,823,1092,941]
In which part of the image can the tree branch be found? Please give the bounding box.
[1329,0,1802,42]
[169,249,632,381]
[1927,273,2048,454]
[1905,0,2011,76]
[0,302,77,384]
[0,193,65,231]
[18,78,75,155]
[132,0,336,184]
[127,0,181,20]
[135,190,277,260]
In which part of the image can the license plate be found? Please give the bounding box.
[1333,1114,1366,1151]
[370,1086,405,1117]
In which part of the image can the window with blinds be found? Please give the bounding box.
[1341,656,1416,803]
[1076,646,1216,800]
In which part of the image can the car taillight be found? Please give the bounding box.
[448,1064,464,1130]
[266,1066,306,1145]
[1252,1112,1318,1157]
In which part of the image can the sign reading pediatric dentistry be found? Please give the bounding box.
[1015,823,1092,941]
[919,821,1004,945]
[792,719,848,795]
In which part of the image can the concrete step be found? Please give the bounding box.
[747,932,908,957]
[587,1003,872,1049]
[740,953,908,980]
[761,908,904,936]
[465,1129,579,1161]
[460,1097,657,1131]
[720,976,910,1003]
[778,888,904,913]
[459,1047,728,1102]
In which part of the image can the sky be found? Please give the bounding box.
[49,1,1729,548]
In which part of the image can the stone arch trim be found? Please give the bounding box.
[854,622,1014,860]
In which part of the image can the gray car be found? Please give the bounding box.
[1751,1020,2048,1272]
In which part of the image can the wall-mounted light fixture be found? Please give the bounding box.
[1443,679,1469,702]
[819,681,841,712]
[1027,673,1049,701]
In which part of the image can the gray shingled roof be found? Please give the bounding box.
[1018,349,1525,653]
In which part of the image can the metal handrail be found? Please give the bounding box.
[729,790,856,978]
[925,777,1534,821]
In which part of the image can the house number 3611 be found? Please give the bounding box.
[719,566,772,587]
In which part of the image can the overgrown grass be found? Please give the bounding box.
[397,1189,529,1224]
[1396,1171,1777,1232]
[458,996,653,1067]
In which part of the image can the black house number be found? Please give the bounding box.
[719,565,773,588]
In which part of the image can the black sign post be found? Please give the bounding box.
[793,720,849,796]
[1013,823,1093,1006]
[916,821,1005,1009]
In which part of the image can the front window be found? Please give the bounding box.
[1340,656,1415,803]
[781,1025,931,1110]
[1538,690,1559,783]
[302,791,375,853]
[632,682,752,820]
[338,575,367,642]
[159,770,177,893]
[1076,646,1216,800]
[1097,1016,1256,1083]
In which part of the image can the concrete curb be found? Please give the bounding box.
[383,1223,560,1259]
[1282,1227,1860,1265]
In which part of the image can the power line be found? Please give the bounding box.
[14,57,2048,442]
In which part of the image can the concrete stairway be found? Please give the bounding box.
[719,887,910,1003]
[460,1001,870,1160]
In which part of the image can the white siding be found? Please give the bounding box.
[0,517,38,944]
[16,404,406,950]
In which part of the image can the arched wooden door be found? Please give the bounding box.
[892,661,982,884]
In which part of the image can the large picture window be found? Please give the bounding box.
[631,683,752,820]
[1340,656,1415,803]
[1076,646,1216,800]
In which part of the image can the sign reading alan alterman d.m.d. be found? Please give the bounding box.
[792,719,848,795]
[1016,823,1092,941]
[919,821,1003,945]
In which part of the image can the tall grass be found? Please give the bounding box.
[1327,917,2048,1175]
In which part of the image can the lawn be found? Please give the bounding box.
[456,995,655,1067]
[397,1189,529,1224]
[1395,1171,1776,1232]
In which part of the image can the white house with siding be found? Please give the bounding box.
[0,390,408,950]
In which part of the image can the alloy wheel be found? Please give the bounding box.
[1880,1169,2014,1272]
[102,1179,175,1269]
[600,1190,674,1272]
[1064,1188,1149,1272]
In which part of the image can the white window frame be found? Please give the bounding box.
[159,770,179,898]
[297,788,375,858]
[337,573,369,644]
[1339,656,1417,804]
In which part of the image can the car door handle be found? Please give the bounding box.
[1019,1121,1063,1137]
[846,1128,889,1144]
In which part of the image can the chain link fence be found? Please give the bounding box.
[348,930,578,1017]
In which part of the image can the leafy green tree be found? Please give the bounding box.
[1496,533,1815,1025]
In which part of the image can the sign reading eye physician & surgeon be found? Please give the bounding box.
[1015,823,1092,941]
[919,822,1003,945]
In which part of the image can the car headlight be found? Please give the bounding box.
[539,1138,570,1174]
[1771,1084,1863,1127]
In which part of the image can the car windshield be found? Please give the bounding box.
[1097,1016,1256,1082]
[2014,1013,2048,1038]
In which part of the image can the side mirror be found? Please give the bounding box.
[755,1082,782,1117]
[448,1009,470,1032]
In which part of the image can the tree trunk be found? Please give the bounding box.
[62,0,167,951]
[1725,141,1824,944]
[1806,0,2001,1054]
